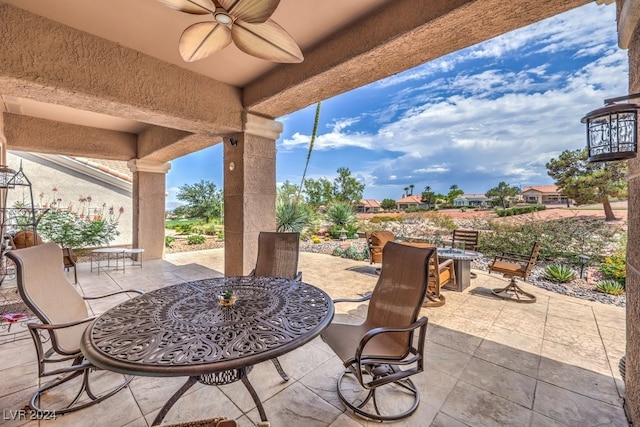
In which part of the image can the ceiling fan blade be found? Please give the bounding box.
[157,0,216,15]
[179,22,232,62]
[232,19,303,63]
[218,0,280,23]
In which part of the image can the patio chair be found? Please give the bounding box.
[488,241,540,303]
[250,231,301,381]
[321,242,434,421]
[251,231,302,280]
[451,229,479,279]
[6,242,143,415]
[451,229,479,251]
[62,247,78,284]
[424,248,455,307]
[365,230,395,265]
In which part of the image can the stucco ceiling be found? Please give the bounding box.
[0,0,594,160]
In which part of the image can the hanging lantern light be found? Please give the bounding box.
[581,93,640,162]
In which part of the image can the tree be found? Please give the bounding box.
[485,181,520,209]
[304,177,334,207]
[403,187,409,197]
[421,186,436,209]
[546,148,627,221]
[409,184,415,196]
[333,167,365,205]
[176,180,223,223]
[447,184,464,205]
[380,198,397,210]
[278,181,300,201]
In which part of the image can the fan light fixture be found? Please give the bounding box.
[581,93,640,162]
[158,0,303,63]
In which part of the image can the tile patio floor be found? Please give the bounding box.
[0,248,629,426]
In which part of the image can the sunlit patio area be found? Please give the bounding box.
[0,249,628,426]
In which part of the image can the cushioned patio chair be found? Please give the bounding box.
[424,247,455,307]
[488,241,540,303]
[321,242,434,421]
[62,247,78,284]
[250,231,301,381]
[6,242,143,414]
[365,230,395,266]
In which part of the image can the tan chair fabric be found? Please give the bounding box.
[253,232,301,279]
[9,242,88,353]
[10,230,43,249]
[366,230,395,264]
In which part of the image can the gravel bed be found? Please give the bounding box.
[302,239,626,307]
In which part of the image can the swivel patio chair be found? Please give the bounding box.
[321,242,434,421]
[488,241,540,303]
[250,231,301,381]
[6,242,143,415]
[365,230,395,266]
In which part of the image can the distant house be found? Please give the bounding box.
[396,195,428,210]
[454,194,491,208]
[521,185,571,205]
[356,199,381,213]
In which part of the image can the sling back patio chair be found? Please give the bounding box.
[488,241,541,303]
[321,242,434,421]
[6,242,143,415]
[250,231,302,381]
[251,231,302,280]
[365,230,395,266]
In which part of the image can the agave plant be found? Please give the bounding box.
[275,194,314,233]
[596,280,625,296]
[543,264,576,283]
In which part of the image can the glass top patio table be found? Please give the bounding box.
[80,276,335,425]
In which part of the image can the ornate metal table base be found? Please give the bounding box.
[152,366,268,426]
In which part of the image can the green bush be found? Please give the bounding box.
[165,236,175,247]
[328,224,359,239]
[38,209,120,249]
[332,246,369,261]
[543,264,576,283]
[332,247,345,257]
[175,223,194,234]
[495,205,546,217]
[596,280,625,295]
[187,234,206,245]
[325,202,357,228]
[276,195,316,233]
[478,215,621,264]
[217,232,224,240]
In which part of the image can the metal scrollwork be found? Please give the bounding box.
[89,277,333,371]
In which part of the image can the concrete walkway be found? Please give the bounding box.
[0,249,628,426]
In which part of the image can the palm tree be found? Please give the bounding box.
[403,187,409,197]
[409,184,415,196]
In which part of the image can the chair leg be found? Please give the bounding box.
[491,277,536,303]
[336,368,420,421]
[271,357,290,381]
[31,366,133,415]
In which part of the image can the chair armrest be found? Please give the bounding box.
[438,258,455,269]
[83,289,144,300]
[498,251,529,260]
[333,293,372,304]
[492,254,527,265]
[28,316,95,331]
[355,317,428,363]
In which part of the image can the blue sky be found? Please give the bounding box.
[166,2,626,203]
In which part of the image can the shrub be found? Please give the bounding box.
[332,247,345,257]
[327,224,359,239]
[276,195,316,233]
[38,208,121,249]
[596,280,625,295]
[325,202,357,228]
[165,236,175,247]
[600,252,626,285]
[544,264,576,283]
[312,237,322,244]
[175,223,194,234]
[187,234,206,245]
[217,232,224,240]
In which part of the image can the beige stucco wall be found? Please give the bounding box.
[4,151,133,247]
[624,1,640,423]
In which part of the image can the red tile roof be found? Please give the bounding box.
[522,185,559,194]
[397,195,422,203]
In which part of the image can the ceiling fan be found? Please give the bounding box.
[157,0,304,63]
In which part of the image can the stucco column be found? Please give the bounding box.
[0,113,6,165]
[127,159,171,260]
[224,113,281,276]
[625,1,640,423]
